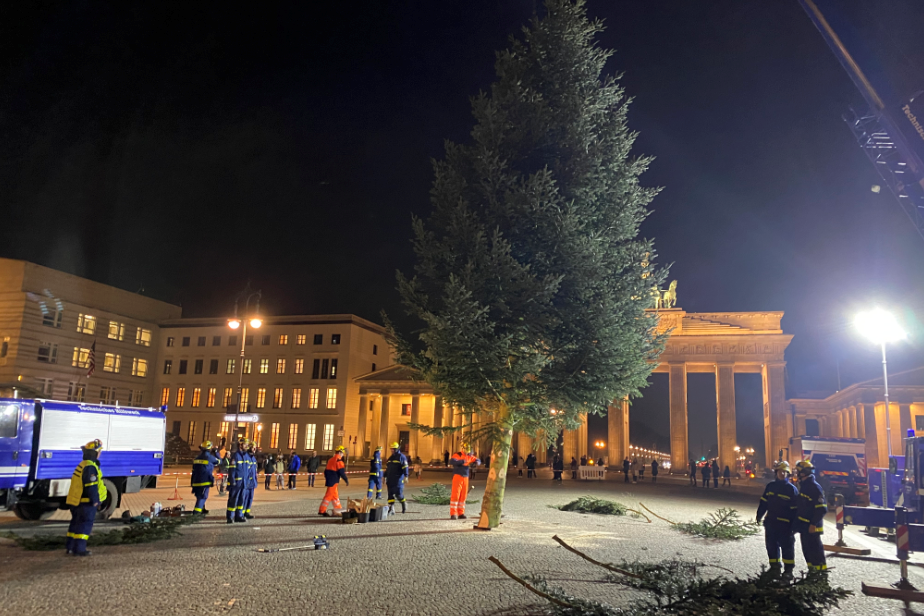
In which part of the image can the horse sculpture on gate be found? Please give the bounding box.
[653,280,678,310]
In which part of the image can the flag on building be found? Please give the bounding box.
[87,341,96,377]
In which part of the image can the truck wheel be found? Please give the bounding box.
[13,503,56,521]
[95,479,119,520]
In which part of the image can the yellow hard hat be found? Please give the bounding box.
[82,439,103,452]
[375,446,383,451]
[390,442,400,449]
[773,461,791,474]
[200,440,213,449]
[796,459,814,473]
[335,445,346,452]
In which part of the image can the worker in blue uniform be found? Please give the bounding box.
[367,446,384,499]
[385,442,409,514]
[65,439,106,556]
[242,441,258,519]
[794,459,828,572]
[756,461,799,576]
[225,439,249,524]
[192,440,220,515]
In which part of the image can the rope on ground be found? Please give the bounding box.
[488,556,572,608]
[551,535,643,580]
[639,502,676,525]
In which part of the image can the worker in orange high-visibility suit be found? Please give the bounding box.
[449,443,481,520]
[318,446,350,516]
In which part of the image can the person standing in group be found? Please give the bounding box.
[65,439,106,556]
[651,459,659,483]
[263,455,275,490]
[241,441,258,519]
[722,465,732,486]
[525,453,536,478]
[552,455,564,483]
[287,450,301,489]
[631,458,639,483]
[570,457,578,480]
[794,460,828,572]
[580,454,588,467]
[306,450,320,488]
[444,450,450,466]
[217,449,230,495]
[367,446,384,500]
[192,440,220,514]
[319,446,349,516]
[385,442,409,513]
[701,460,711,487]
[225,439,247,523]
[638,461,645,481]
[689,459,697,486]
[622,457,630,483]
[756,461,798,577]
[449,443,481,520]
[712,459,720,488]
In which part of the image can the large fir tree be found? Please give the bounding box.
[392,0,666,529]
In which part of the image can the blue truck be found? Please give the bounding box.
[0,398,166,521]
[789,436,870,506]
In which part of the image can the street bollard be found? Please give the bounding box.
[834,493,847,547]
[895,506,916,590]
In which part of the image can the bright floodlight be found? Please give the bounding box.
[228,319,241,329]
[856,309,906,344]
[250,318,263,329]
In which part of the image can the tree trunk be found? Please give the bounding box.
[476,405,513,529]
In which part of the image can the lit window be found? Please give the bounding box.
[161,387,170,406]
[132,358,148,377]
[67,382,86,402]
[330,358,338,379]
[163,359,172,374]
[166,337,175,347]
[41,306,62,328]
[108,321,125,341]
[256,388,266,409]
[77,314,96,335]
[276,358,286,374]
[259,359,269,374]
[187,421,197,446]
[304,424,316,450]
[136,328,152,347]
[287,424,298,449]
[226,359,236,374]
[331,334,340,345]
[322,424,335,450]
[243,359,252,374]
[37,342,58,363]
[296,334,306,345]
[270,423,280,449]
[206,388,217,408]
[222,388,234,408]
[99,386,115,404]
[72,347,91,368]
[176,388,186,407]
[219,421,230,438]
[309,388,320,409]
[103,353,121,373]
[279,335,288,345]
[191,388,202,408]
[252,425,262,448]
[240,388,250,411]
[326,388,337,409]
[292,388,302,409]
[401,403,411,416]
[294,358,304,374]
[273,388,283,409]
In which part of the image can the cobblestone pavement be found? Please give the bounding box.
[0,470,919,615]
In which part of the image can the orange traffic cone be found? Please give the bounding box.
[167,476,183,500]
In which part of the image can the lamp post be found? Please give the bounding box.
[228,289,262,437]
[856,308,906,457]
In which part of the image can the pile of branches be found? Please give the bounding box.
[2,515,202,551]
[412,482,478,505]
[491,536,850,616]
[674,508,760,540]
[557,496,628,516]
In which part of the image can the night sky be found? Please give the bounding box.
[3,1,923,459]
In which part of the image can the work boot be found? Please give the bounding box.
[450,515,458,520]
[73,551,92,557]
[783,566,794,579]
[202,509,210,514]
[235,517,247,523]
[244,513,254,519]
[226,519,234,524]
[401,502,406,514]
[458,514,467,520]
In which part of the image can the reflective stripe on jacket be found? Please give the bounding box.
[192,450,220,487]
[66,460,107,507]
[756,478,799,525]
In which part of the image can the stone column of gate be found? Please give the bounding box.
[431,396,444,463]
[860,402,880,468]
[900,403,913,441]
[409,391,421,460]
[517,431,532,464]
[578,414,589,460]
[715,363,737,473]
[357,394,368,457]
[379,392,391,451]
[562,425,578,464]
[607,399,629,469]
[370,396,381,452]
[854,405,866,439]
[669,363,689,472]
[761,362,789,468]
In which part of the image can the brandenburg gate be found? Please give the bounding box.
[603,308,793,472]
